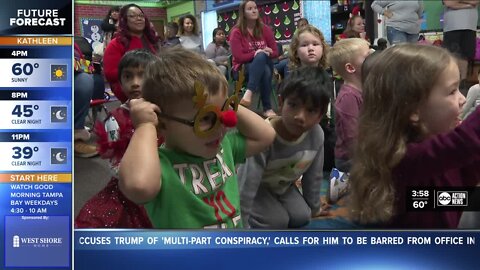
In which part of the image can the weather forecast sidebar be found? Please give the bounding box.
[0,1,73,268]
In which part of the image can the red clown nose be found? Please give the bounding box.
[221,110,237,127]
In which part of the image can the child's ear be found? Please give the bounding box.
[345,63,356,74]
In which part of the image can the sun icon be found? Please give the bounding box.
[51,64,67,81]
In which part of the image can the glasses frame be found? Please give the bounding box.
[157,95,239,138]
[127,13,145,19]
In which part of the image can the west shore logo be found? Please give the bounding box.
[13,234,63,248]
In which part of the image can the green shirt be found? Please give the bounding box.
[145,131,246,228]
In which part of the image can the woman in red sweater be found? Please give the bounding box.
[230,0,278,117]
[103,3,159,103]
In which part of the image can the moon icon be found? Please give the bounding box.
[55,152,65,162]
[55,110,65,120]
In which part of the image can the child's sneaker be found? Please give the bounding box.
[327,168,349,204]
[74,140,98,158]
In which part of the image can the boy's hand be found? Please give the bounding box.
[129,98,160,129]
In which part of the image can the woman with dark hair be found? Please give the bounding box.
[103,3,159,103]
[205,27,230,78]
[178,14,203,54]
[230,0,278,117]
[101,6,120,49]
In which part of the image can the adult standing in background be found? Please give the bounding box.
[230,0,278,118]
[371,1,423,45]
[103,3,159,103]
[101,6,120,49]
[178,14,203,54]
[442,0,479,89]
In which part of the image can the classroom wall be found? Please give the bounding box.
[166,1,195,22]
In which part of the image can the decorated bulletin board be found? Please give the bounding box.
[217,0,301,43]
[80,18,104,49]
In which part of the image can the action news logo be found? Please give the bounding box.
[436,191,468,207]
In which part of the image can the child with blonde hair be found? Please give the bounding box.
[350,44,480,228]
[119,47,276,228]
[288,24,329,71]
[328,38,371,172]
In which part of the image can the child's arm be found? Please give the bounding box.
[236,105,276,157]
[118,99,161,204]
[300,127,325,217]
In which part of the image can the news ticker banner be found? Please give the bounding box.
[0,0,72,268]
[74,230,480,269]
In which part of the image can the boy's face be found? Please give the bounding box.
[120,66,145,100]
[161,89,228,159]
[279,96,323,138]
[346,44,371,78]
[166,26,176,38]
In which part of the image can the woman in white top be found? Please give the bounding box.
[178,14,203,54]
[205,28,231,78]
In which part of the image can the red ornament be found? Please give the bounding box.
[377,19,382,23]
[285,27,292,38]
[221,110,237,127]
[264,5,272,15]
[274,17,281,27]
